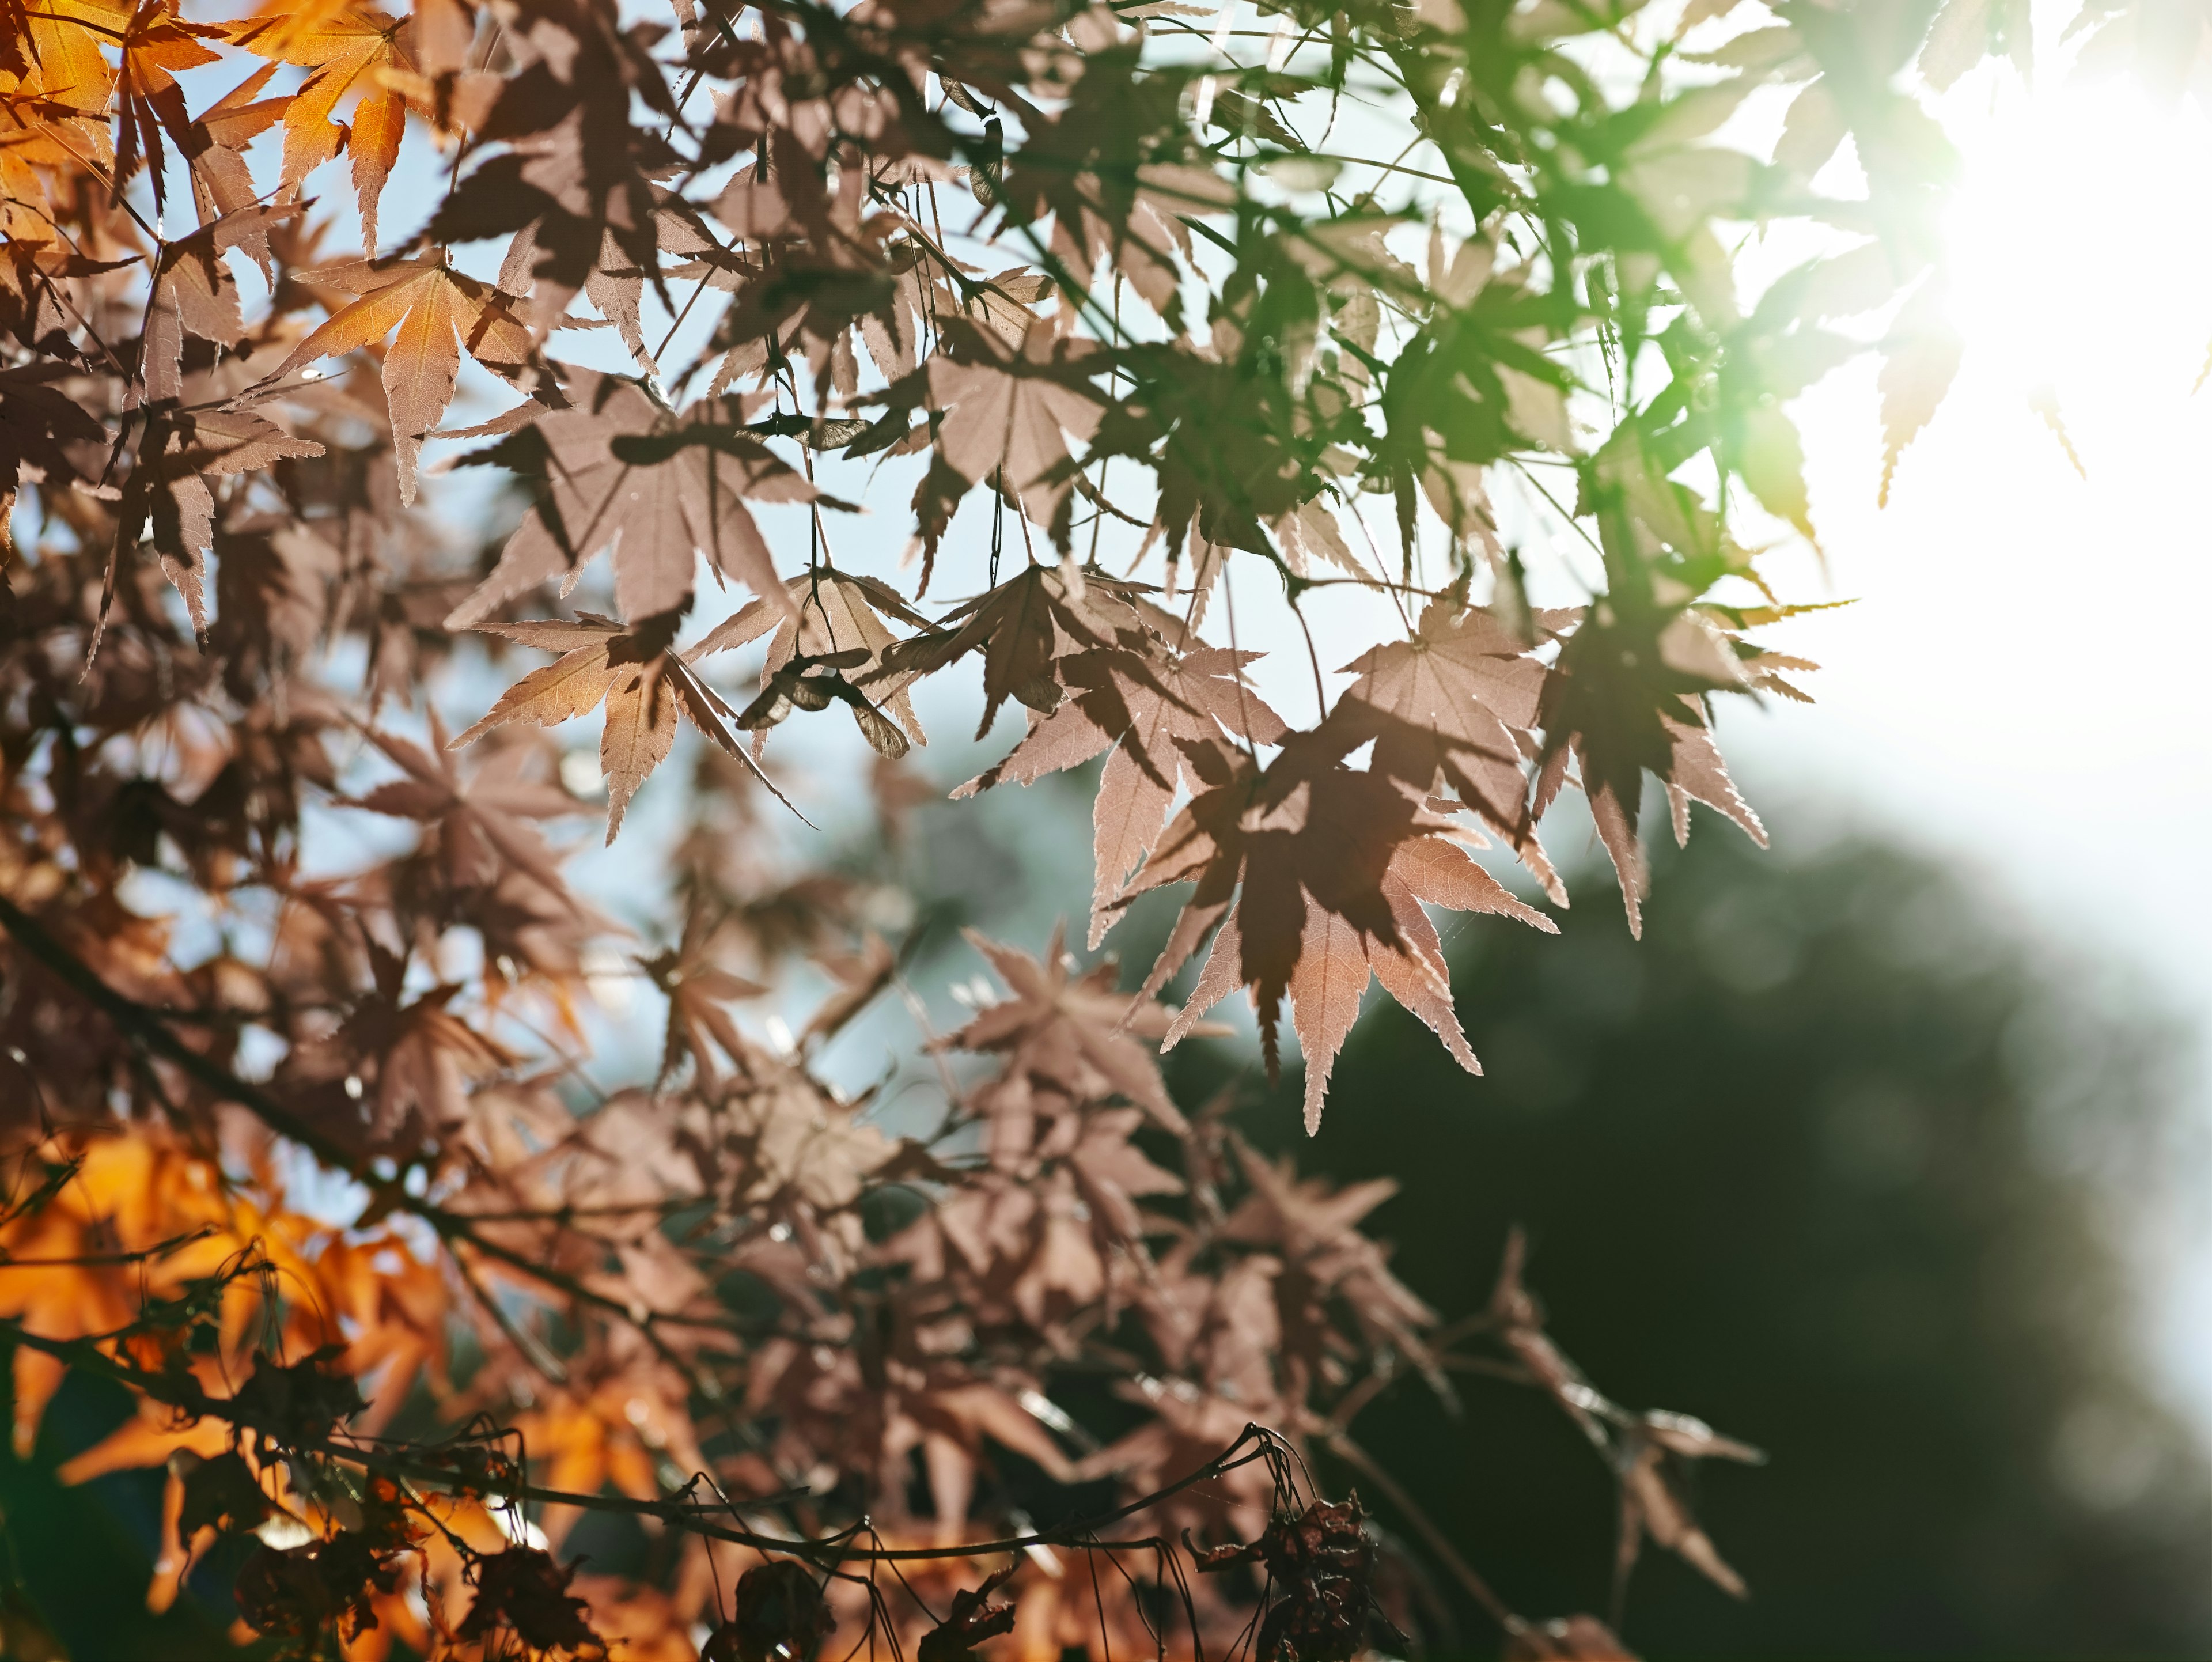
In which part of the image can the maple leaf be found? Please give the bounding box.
[446,373,821,630]
[376,0,494,139]
[578,207,722,373]
[1485,1230,1760,1602]
[226,3,413,251]
[1876,277,1963,507]
[1119,739,1555,1132]
[1022,143,1234,332]
[0,0,122,126]
[877,560,1158,739]
[255,255,534,503]
[104,407,324,645]
[452,612,789,839]
[950,927,1194,1134]
[421,0,681,307]
[956,644,1287,947]
[641,906,766,1089]
[926,317,1104,527]
[800,931,896,1044]
[347,715,581,896]
[1218,1133,1436,1366]
[1319,597,1564,899]
[110,0,224,218]
[1614,1416,1760,1603]
[168,63,290,270]
[1533,605,1766,937]
[321,970,516,1147]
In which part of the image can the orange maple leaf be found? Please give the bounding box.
[256,255,533,503]
[226,3,413,251]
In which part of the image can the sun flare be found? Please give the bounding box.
[1939,72,2212,448]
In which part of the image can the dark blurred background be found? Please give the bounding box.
[8,800,2210,1659]
[1169,823,2212,1660]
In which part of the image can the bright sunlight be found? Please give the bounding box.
[1940,70,2212,456]
[1753,34,2212,1432]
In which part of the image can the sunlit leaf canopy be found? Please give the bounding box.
[0,0,2046,1123]
[0,0,2170,1649]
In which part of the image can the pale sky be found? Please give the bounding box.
[1708,58,2212,1429]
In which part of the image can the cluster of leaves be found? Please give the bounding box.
[0,934,1754,1657]
[0,0,2070,1648]
[3,0,2032,1125]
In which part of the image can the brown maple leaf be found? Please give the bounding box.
[451,612,790,839]
[641,906,766,1090]
[1321,597,1564,900]
[109,0,224,218]
[876,560,1157,740]
[800,930,896,1044]
[1614,1418,1759,1604]
[168,64,291,271]
[950,927,1196,1134]
[446,373,820,630]
[955,644,1287,948]
[926,319,1103,528]
[287,941,517,1150]
[1533,605,1766,937]
[420,0,681,305]
[1218,1134,1435,1366]
[1486,1231,1760,1603]
[347,715,581,897]
[366,985,516,1145]
[1120,738,1555,1132]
